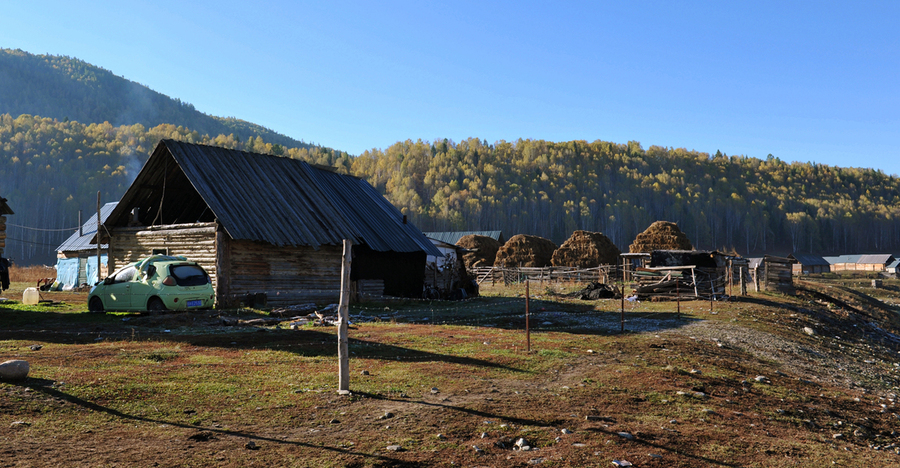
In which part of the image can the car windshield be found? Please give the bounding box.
[169,264,210,287]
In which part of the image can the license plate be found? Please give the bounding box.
[187,299,203,307]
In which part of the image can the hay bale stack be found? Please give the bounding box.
[495,234,557,268]
[551,230,621,267]
[629,221,692,253]
[457,234,501,268]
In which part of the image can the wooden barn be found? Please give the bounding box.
[98,140,442,307]
[788,253,830,275]
[55,202,116,288]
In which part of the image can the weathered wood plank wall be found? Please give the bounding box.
[109,222,219,284]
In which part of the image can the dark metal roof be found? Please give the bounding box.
[56,202,117,252]
[107,140,441,256]
[0,197,12,215]
[423,231,505,245]
[788,253,830,266]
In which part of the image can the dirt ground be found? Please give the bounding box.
[3,281,900,467]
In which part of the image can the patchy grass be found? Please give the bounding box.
[3,280,900,466]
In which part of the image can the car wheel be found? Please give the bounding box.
[88,297,104,313]
[147,298,167,314]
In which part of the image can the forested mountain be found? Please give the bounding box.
[0,48,314,150]
[353,139,900,257]
[3,49,900,266]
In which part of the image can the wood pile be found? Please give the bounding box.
[552,230,621,267]
[632,268,724,299]
[571,282,620,300]
[629,221,692,253]
[457,234,501,268]
[494,234,557,268]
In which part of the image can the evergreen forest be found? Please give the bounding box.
[2,49,900,266]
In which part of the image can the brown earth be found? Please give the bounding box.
[3,278,900,467]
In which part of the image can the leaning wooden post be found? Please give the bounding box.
[338,239,352,394]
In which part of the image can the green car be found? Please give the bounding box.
[88,255,215,312]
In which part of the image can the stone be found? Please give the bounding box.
[473,445,484,453]
[0,360,29,380]
[560,428,573,434]
[617,432,635,440]
[379,412,394,420]
[803,327,815,335]
[361,370,370,375]
[754,375,770,384]
[515,438,532,450]
[833,433,844,439]
[386,445,404,452]
[10,421,30,428]
[245,440,259,450]
[612,461,633,467]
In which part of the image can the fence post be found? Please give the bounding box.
[338,239,352,394]
[526,281,531,352]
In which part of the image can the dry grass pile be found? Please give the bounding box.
[629,221,692,253]
[8,264,57,284]
[456,234,501,268]
[494,234,557,267]
[551,230,621,267]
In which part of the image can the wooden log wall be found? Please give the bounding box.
[226,240,343,307]
[108,222,219,287]
[762,260,794,293]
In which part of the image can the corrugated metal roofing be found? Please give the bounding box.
[423,231,505,245]
[56,202,117,252]
[788,253,830,266]
[857,254,895,265]
[108,140,441,257]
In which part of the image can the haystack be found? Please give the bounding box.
[494,234,557,267]
[629,221,692,253]
[456,234,501,268]
[552,230,621,267]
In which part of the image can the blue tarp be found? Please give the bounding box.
[55,258,79,288]
[86,255,107,286]
[55,255,108,288]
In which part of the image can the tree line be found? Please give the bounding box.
[3,114,900,266]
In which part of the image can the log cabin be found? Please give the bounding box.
[98,140,442,307]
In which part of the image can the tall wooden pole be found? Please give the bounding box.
[525,281,531,352]
[96,192,102,283]
[338,239,352,394]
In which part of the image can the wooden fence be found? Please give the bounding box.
[472,265,613,286]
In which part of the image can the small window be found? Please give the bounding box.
[152,248,168,256]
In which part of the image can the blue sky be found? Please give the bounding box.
[3,1,898,175]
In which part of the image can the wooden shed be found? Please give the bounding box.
[99,140,442,307]
[788,253,830,275]
[55,202,116,288]
[753,255,796,293]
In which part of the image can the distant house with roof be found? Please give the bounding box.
[788,253,830,275]
[55,202,117,288]
[99,140,442,307]
[423,231,506,246]
[825,254,895,273]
